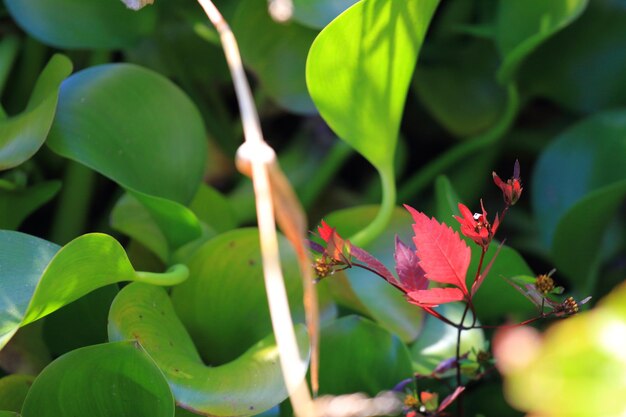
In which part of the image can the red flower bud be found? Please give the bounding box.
[493,159,522,206]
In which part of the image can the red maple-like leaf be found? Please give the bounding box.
[403,205,471,306]
[393,236,428,292]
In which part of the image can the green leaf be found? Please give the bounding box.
[0,375,33,412]
[318,316,412,395]
[519,0,626,113]
[495,0,588,83]
[233,0,318,114]
[292,0,358,29]
[48,63,208,250]
[0,231,188,350]
[188,184,238,233]
[0,180,61,229]
[532,110,626,248]
[322,206,424,343]
[109,282,310,416]
[307,0,438,171]
[552,180,626,291]
[21,342,174,417]
[42,285,119,356]
[410,303,485,375]
[4,0,156,49]
[0,412,20,417]
[0,55,72,170]
[170,229,304,365]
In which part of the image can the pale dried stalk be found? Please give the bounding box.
[196,1,316,416]
[268,0,294,22]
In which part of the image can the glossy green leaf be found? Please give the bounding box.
[520,0,626,113]
[4,0,156,49]
[0,231,188,350]
[502,281,626,416]
[414,41,506,138]
[21,341,174,417]
[171,228,304,365]
[532,110,626,248]
[233,0,317,114]
[0,180,60,229]
[495,0,588,83]
[322,206,424,343]
[410,303,485,375]
[435,176,535,321]
[0,55,71,170]
[43,285,118,356]
[307,0,439,171]
[48,63,207,250]
[109,282,310,416]
[188,184,238,233]
[0,375,33,412]
[292,0,358,29]
[318,315,412,395]
[552,180,626,291]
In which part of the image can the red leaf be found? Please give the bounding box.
[438,386,465,412]
[406,287,465,307]
[404,205,471,297]
[394,236,428,292]
[350,245,396,284]
[317,220,348,263]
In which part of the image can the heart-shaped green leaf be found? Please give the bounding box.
[233,0,318,114]
[4,0,156,49]
[495,0,588,83]
[0,375,33,412]
[307,0,439,245]
[318,315,412,395]
[21,341,174,417]
[532,110,626,248]
[0,54,71,170]
[410,303,485,375]
[108,282,310,416]
[0,180,60,229]
[552,180,626,291]
[0,231,188,350]
[292,0,358,29]
[170,228,304,365]
[48,63,208,251]
[321,206,424,343]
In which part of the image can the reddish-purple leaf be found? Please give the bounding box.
[404,205,471,296]
[394,236,428,292]
[350,245,396,284]
[406,287,465,307]
[438,386,465,412]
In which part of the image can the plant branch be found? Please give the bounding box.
[196,1,316,414]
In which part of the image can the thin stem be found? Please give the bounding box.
[455,302,470,417]
[135,264,190,286]
[398,84,519,201]
[349,166,396,247]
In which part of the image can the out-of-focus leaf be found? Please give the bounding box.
[318,315,412,395]
[0,180,60,229]
[0,55,71,170]
[109,282,310,416]
[495,0,588,83]
[292,0,358,29]
[121,0,154,11]
[0,375,34,412]
[233,0,317,114]
[307,0,439,172]
[499,281,626,417]
[0,231,187,350]
[532,110,626,248]
[323,206,424,343]
[520,0,626,113]
[42,285,118,356]
[0,322,50,375]
[188,184,238,233]
[4,0,156,49]
[410,303,485,375]
[552,180,626,291]
[171,229,304,365]
[21,342,174,417]
[414,41,506,137]
[48,64,207,251]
